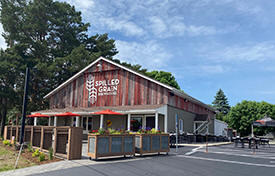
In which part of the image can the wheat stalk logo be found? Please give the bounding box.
[86,74,97,104]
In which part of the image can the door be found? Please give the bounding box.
[82,117,93,134]
[146,116,155,129]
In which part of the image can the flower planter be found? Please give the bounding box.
[87,134,135,160]
[135,133,170,155]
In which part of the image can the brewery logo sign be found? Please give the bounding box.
[86,74,120,104]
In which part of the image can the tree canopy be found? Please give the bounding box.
[212,89,230,121]
[112,59,180,89]
[225,101,275,136]
[0,0,181,136]
[0,0,118,134]
[146,70,180,89]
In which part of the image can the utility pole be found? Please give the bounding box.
[15,67,29,170]
[19,68,29,145]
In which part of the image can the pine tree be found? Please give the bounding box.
[212,89,230,116]
[0,0,118,135]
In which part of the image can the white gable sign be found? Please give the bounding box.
[86,74,120,104]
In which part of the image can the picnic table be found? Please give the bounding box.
[233,137,270,149]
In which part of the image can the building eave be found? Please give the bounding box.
[172,88,216,112]
[44,56,173,99]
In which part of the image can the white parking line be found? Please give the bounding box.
[185,146,202,156]
[195,150,275,160]
[177,155,275,168]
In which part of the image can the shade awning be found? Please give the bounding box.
[92,109,124,115]
[253,115,275,127]
[27,113,50,118]
[54,112,80,117]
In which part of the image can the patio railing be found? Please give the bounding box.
[4,125,83,160]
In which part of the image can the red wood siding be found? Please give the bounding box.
[168,93,213,115]
[49,59,214,116]
[49,60,169,108]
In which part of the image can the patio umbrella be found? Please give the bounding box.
[253,115,275,127]
[252,115,275,137]
[27,113,50,117]
[92,109,124,115]
[91,109,123,129]
[27,113,50,126]
[54,112,81,117]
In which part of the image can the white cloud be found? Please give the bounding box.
[149,16,167,36]
[196,0,262,15]
[262,66,275,72]
[0,23,7,50]
[181,64,227,76]
[199,65,225,74]
[100,17,145,37]
[115,40,172,69]
[64,0,94,12]
[148,15,221,38]
[63,0,227,38]
[256,90,275,95]
[187,25,218,36]
[201,42,275,63]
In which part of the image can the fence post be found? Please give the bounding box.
[10,126,12,140]
[53,128,57,155]
[67,128,72,160]
[30,126,34,145]
[40,126,44,149]
[3,126,7,140]
[16,126,19,142]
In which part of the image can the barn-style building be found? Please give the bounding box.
[33,57,216,135]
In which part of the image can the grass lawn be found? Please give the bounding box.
[0,144,36,172]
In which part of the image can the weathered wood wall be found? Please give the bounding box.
[50,60,169,108]
[168,94,212,115]
[49,60,214,115]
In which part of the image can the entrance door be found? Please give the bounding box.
[131,117,142,132]
[87,117,93,131]
[146,116,155,129]
[82,117,93,133]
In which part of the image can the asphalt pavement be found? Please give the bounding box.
[29,144,275,176]
[2,144,275,176]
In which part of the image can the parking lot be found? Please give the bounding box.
[2,144,275,176]
[31,144,275,176]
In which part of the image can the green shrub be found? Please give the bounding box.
[48,147,53,160]
[98,128,105,135]
[3,140,11,146]
[32,149,40,157]
[27,143,33,152]
[38,152,45,162]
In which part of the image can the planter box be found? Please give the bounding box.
[135,134,170,155]
[87,134,135,160]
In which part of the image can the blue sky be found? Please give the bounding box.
[1,0,275,106]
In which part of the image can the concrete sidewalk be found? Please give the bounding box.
[0,155,150,176]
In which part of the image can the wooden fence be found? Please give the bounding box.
[3,125,83,160]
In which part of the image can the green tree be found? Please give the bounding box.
[0,0,118,135]
[226,101,275,136]
[0,48,21,135]
[146,71,180,89]
[112,60,180,89]
[212,89,230,120]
